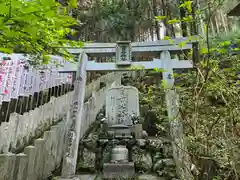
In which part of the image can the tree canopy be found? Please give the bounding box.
[0,0,81,61]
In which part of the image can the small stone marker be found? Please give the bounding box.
[106,86,139,126]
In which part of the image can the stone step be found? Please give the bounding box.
[103,162,135,179]
[138,174,178,180]
[55,174,96,180]
[138,174,159,180]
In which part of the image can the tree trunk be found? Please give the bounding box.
[167,2,175,37]
[148,6,154,41]
[161,0,170,37]
[180,0,188,37]
[214,13,220,34]
[153,0,160,40]
[220,10,228,33]
[210,19,215,36]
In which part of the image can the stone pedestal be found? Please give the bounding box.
[103,162,135,179]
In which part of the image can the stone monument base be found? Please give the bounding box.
[103,162,135,179]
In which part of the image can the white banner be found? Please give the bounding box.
[67,73,73,84]
[0,60,11,95]
[39,70,45,91]
[33,69,40,93]
[3,58,18,101]
[29,69,35,95]
[12,58,24,99]
[19,67,29,96]
[26,67,33,95]
[0,54,72,102]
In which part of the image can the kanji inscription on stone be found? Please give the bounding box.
[106,86,139,126]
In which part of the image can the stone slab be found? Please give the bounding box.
[106,86,139,126]
[103,162,135,179]
[138,174,159,180]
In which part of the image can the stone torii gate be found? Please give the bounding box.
[61,38,195,179]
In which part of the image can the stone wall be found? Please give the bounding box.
[0,72,122,180]
[79,132,178,179]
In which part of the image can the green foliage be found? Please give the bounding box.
[155,16,166,21]
[69,0,78,8]
[129,65,145,70]
[153,68,167,73]
[0,0,82,61]
[178,55,240,178]
[179,0,193,13]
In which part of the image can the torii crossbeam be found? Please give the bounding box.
[59,37,195,73]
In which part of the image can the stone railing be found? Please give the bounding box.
[0,92,73,153]
[0,72,122,180]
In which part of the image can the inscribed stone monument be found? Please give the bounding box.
[106,86,139,126]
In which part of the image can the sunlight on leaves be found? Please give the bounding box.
[0,47,13,54]
[155,15,167,22]
[129,65,145,70]
[168,18,181,24]
[180,1,193,13]
[154,68,167,73]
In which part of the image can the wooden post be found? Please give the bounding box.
[32,92,39,110]
[6,98,18,122]
[161,51,193,180]
[0,102,9,123]
[61,53,87,177]
[47,88,52,102]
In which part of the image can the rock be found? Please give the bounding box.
[132,146,143,163]
[83,133,98,150]
[162,168,177,178]
[138,174,159,180]
[141,130,148,139]
[137,139,146,147]
[142,110,158,136]
[153,159,164,172]
[162,158,175,167]
[77,148,95,170]
[102,145,112,163]
[163,143,173,158]
[153,159,177,178]
[153,152,163,163]
[149,139,163,151]
[135,153,152,172]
